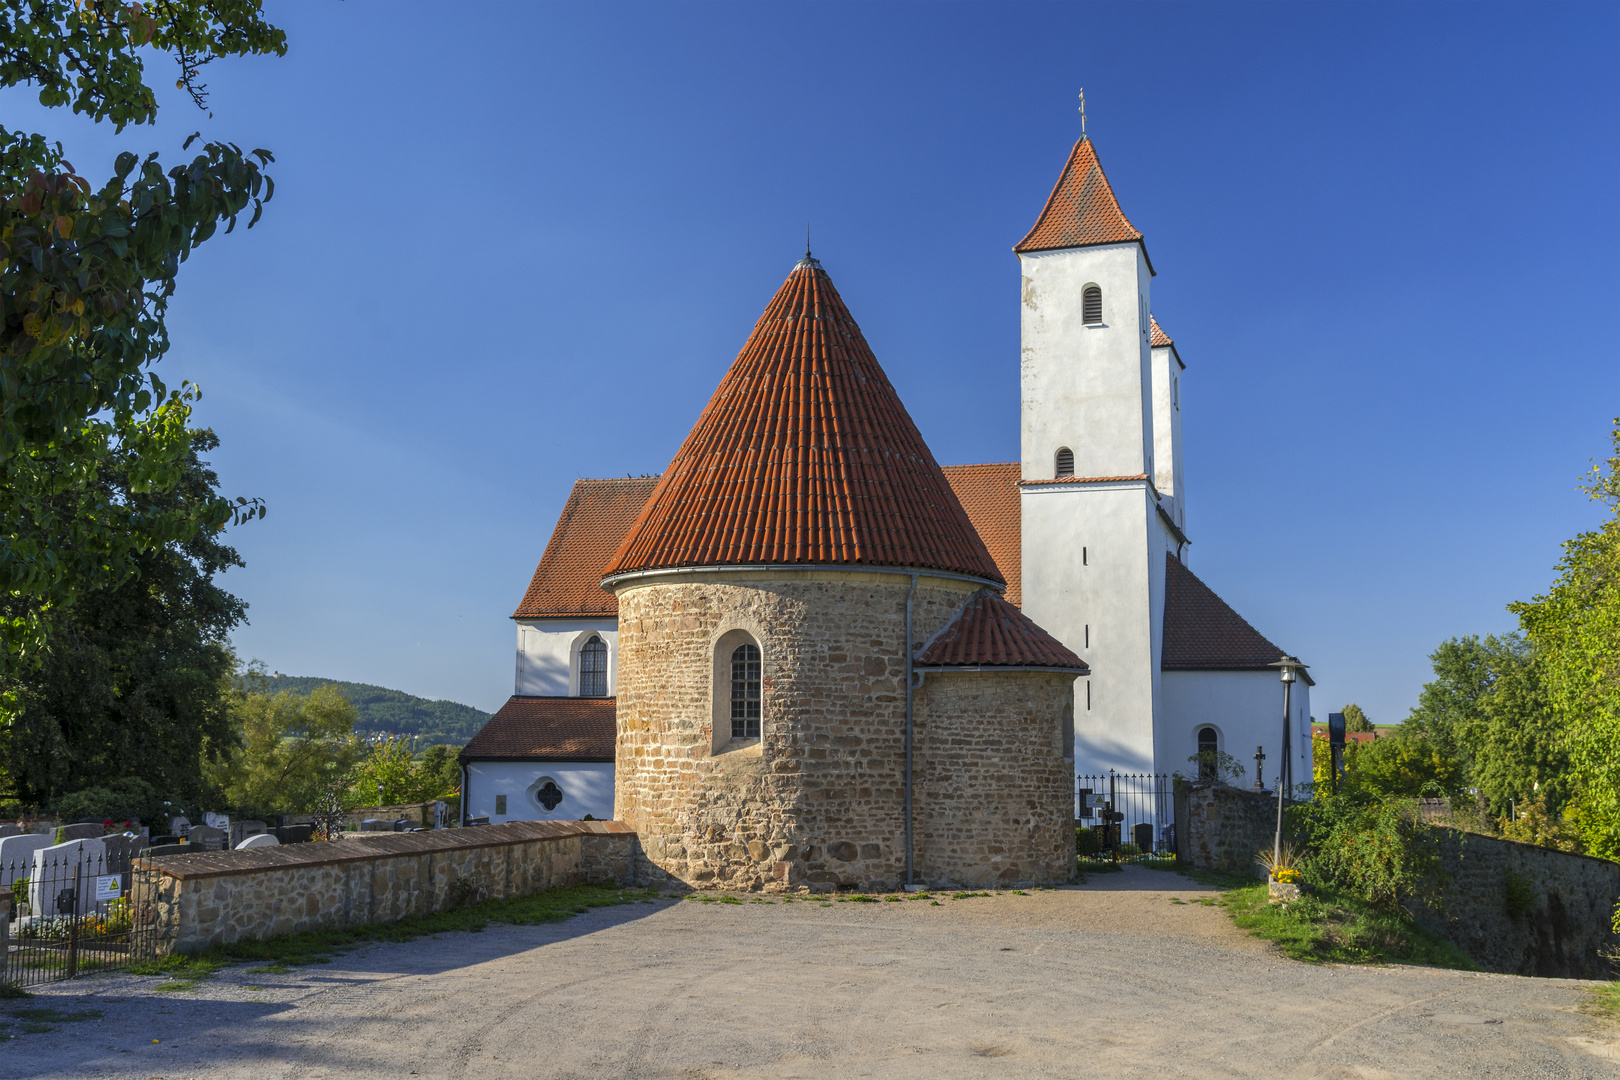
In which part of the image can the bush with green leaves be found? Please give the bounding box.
[1287,791,1443,912]
[1075,826,1101,857]
[53,776,166,826]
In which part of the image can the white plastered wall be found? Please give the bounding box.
[1019,241,1153,482]
[1151,342,1186,533]
[1158,671,1313,792]
[1021,480,1158,774]
[514,618,618,696]
[464,761,615,823]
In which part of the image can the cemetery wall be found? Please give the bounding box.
[137,820,637,954]
[1412,830,1619,980]
[1174,780,1285,877]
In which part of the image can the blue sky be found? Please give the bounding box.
[15,2,1617,720]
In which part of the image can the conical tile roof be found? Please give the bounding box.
[603,259,1003,583]
[1014,137,1148,262]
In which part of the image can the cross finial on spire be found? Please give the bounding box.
[806,223,811,259]
[1078,88,1087,140]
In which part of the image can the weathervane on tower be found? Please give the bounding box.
[1078,88,1087,139]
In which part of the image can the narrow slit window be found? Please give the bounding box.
[1086,680,1092,710]
[1055,447,1074,478]
[578,635,608,697]
[1082,285,1103,324]
[1084,624,1089,648]
[730,642,761,738]
[1083,546,1088,566]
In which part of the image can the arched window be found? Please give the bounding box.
[578,636,608,697]
[730,642,761,738]
[1082,285,1103,324]
[1197,726,1218,780]
[1055,447,1074,478]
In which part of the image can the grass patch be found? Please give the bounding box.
[839,894,879,903]
[12,1007,101,1023]
[951,892,991,900]
[1585,983,1620,1020]
[1219,883,1477,969]
[0,984,30,1000]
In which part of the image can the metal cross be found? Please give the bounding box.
[1078,89,1086,137]
[1253,745,1266,792]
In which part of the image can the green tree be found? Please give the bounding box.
[1342,732,1468,802]
[1340,704,1374,733]
[351,737,461,807]
[206,682,363,818]
[418,744,463,800]
[1,2,281,674]
[1,429,246,809]
[1512,418,1620,858]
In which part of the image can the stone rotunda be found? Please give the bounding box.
[601,254,1087,892]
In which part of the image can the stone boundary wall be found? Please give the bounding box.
[136,820,638,954]
[1414,830,1619,980]
[1174,780,1287,876]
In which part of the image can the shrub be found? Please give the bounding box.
[1075,826,1101,857]
[1116,842,1142,858]
[1287,792,1443,912]
[53,777,164,827]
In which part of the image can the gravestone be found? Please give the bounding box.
[360,819,390,832]
[186,825,225,851]
[143,844,186,857]
[0,834,54,894]
[203,811,230,832]
[56,823,100,842]
[1133,823,1154,853]
[235,833,280,850]
[275,824,314,845]
[169,816,192,838]
[29,837,107,917]
[228,820,267,848]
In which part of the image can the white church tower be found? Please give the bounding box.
[1015,134,1176,776]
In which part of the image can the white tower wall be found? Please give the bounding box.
[1151,342,1186,535]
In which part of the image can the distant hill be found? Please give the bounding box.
[246,675,490,745]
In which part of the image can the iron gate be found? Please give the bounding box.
[4,848,173,988]
[1076,772,1174,854]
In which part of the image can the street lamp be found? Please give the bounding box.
[1269,655,1307,875]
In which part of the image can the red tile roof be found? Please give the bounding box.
[1150,315,1173,348]
[602,260,1003,584]
[917,591,1087,671]
[1014,138,1147,259]
[941,463,1022,605]
[1161,555,1292,671]
[460,697,617,762]
[514,478,659,618]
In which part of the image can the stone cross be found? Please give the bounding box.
[1253,745,1266,792]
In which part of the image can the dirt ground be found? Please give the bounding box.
[7,866,1618,1079]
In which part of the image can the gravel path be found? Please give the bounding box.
[6,866,1616,1079]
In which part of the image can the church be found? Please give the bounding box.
[459,132,1313,887]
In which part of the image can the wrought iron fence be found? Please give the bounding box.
[3,846,172,988]
[1076,772,1175,854]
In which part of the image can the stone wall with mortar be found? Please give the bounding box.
[614,571,1071,891]
[913,670,1076,886]
[135,820,637,954]
[1174,780,1285,876]
[1413,830,1619,980]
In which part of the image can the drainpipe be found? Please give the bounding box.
[904,572,918,889]
[459,763,468,827]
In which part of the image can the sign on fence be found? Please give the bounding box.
[94,875,121,901]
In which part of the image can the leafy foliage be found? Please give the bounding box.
[204,680,363,818]
[0,430,245,810]
[0,2,282,669]
[1340,703,1374,733]
[243,675,488,743]
[1511,418,1620,859]
[1287,792,1443,912]
[1218,880,1475,969]
[350,736,458,807]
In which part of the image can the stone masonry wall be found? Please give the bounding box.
[913,671,1076,887]
[614,571,982,892]
[1175,780,1285,876]
[1413,830,1619,979]
[137,820,637,954]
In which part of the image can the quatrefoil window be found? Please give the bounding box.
[535,780,564,811]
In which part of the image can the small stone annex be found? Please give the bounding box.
[601,256,1087,892]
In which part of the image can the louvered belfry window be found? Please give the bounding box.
[1082,285,1103,324]
[1055,447,1075,478]
[579,635,608,697]
[730,642,762,738]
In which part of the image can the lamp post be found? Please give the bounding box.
[1269,656,1306,874]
